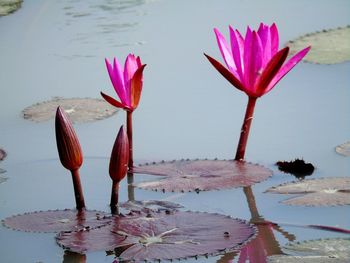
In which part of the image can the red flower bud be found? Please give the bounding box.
[109,126,129,183]
[55,107,83,171]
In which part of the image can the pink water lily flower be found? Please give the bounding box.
[205,23,310,160]
[101,54,146,112]
[205,23,310,98]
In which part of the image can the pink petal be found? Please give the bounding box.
[124,54,139,106]
[214,28,238,76]
[243,30,263,93]
[255,47,289,96]
[270,23,279,56]
[229,26,244,81]
[266,46,311,92]
[257,23,271,67]
[110,58,127,105]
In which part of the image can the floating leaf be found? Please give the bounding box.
[287,26,350,64]
[0,0,22,16]
[22,97,118,123]
[268,238,350,262]
[120,200,184,213]
[0,148,6,161]
[335,141,350,157]
[265,177,350,206]
[56,210,256,262]
[132,159,272,192]
[2,209,111,233]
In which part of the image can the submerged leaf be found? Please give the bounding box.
[2,209,111,233]
[56,210,256,261]
[335,141,350,157]
[265,177,350,206]
[22,97,118,123]
[286,26,350,64]
[132,159,272,192]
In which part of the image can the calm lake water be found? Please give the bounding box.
[0,0,349,262]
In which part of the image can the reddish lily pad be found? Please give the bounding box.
[287,26,350,64]
[0,148,6,161]
[56,210,256,262]
[335,141,350,157]
[22,97,118,123]
[132,159,272,192]
[2,209,111,233]
[265,177,350,206]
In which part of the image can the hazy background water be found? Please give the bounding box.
[0,0,349,262]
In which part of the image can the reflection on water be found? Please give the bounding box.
[62,0,151,48]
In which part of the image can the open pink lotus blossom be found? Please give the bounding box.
[205,23,311,160]
[101,54,146,112]
[205,23,310,98]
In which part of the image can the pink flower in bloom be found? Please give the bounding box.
[101,54,146,111]
[205,23,310,98]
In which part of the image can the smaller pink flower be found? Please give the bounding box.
[101,54,146,112]
[205,23,311,98]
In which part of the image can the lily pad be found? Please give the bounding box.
[56,210,256,262]
[120,200,184,213]
[0,148,6,161]
[22,97,118,123]
[268,238,350,262]
[0,0,22,16]
[265,177,350,206]
[335,141,350,157]
[132,159,272,192]
[287,26,350,64]
[2,209,111,233]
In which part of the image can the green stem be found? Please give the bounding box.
[126,111,133,170]
[235,96,257,161]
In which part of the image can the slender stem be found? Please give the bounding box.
[127,171,135,201]
[243,186,260,220]
[126,111,133,170]
[70,169,86,210]
[235,96,257,161]
[110,181,119,215]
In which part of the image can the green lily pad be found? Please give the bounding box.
[0,0,22,16]
[287,26,350,64]
[335,141,350,157]
[265,177,350,206]
[268,238,350,262]
[23,97,118,123]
